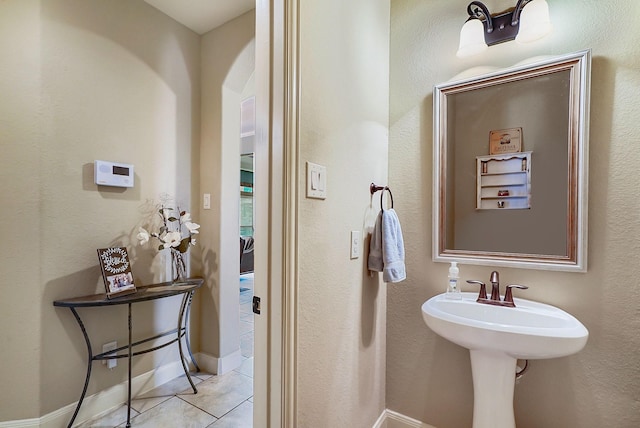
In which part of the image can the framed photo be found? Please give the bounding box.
[97,247,137,299]
[489,127,522,155]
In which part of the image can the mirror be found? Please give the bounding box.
[433,50,590,271]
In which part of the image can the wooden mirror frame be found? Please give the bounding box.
[433,50,591,271]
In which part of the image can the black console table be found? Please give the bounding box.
[54,278,203,428]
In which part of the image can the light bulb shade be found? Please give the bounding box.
[457,19,488,58]
[515,0,552,44]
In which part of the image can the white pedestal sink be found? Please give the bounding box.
[422,292,588,428]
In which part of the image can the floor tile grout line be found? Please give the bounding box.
[174,394,221,420]
[83,276,254,427]
[129,393,173,415]
[173,393,253,421]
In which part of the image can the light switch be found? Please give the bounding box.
[203,193,211,209]
[306,162,327,199]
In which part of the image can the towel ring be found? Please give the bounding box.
[370,183,394,210]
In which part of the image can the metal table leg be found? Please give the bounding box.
[184,291,200,372]
[126,303,132,428]
[177,292,198,393]
[67,308,93,428]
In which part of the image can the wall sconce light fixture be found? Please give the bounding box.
[457,0,552,58]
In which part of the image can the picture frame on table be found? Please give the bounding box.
[97,247,137,299]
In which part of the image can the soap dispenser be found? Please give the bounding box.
[446,262,461,299]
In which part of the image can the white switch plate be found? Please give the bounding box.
[350,231,361,259]
[306,162,327,199]
[203,193,211,210]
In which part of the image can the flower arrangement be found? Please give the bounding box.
[136,205,200,282]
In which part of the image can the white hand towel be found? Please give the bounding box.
[368,211,384,272]
[382,209,406,283]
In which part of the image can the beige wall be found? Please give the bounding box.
[0,0,43,419]
[389,0,640,427]
[0,0,200,421]
[296,0,390,426]
[199,10,255,363]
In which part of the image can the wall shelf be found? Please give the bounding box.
[476,152,531,210]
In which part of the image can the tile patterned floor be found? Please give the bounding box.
[78,274,254,427]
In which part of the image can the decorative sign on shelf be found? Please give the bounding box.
[97,247,137,299]
[489,127,522,155]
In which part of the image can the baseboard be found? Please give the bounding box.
[197,349,243,375]
[373,409,437,428]
[1,350,245,428]
[0,360,190,428]
[0,418,39,428]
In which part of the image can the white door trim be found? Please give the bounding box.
[254,0,299,426]
[281,0,300,425]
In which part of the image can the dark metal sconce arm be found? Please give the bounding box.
[466,0,536,35]
[464,0,541,46]
[467,1,493,33]
[512,0,534,26]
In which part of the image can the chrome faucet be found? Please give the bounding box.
[466,270,529,308]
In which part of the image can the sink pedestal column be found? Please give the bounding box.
[470,350,517,428]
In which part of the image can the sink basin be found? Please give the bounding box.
[422,292,588,428]
[421,292,588,359]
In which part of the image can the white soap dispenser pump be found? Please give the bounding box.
[446,262,461,299]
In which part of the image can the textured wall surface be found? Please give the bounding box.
[0,0,43,419]
[199,9,255,363]
[296,0,390,426]
[388,0,640,427]
[0,0,200,420]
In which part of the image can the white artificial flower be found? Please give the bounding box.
[185,222,200,234]
[164,231,182,248]
[137,227,150,245]
[136,203,200,254]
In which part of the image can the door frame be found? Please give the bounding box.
[254,0,299,426]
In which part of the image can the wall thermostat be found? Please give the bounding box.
[94,160,134,188]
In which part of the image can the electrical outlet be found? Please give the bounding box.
[350,231,361,259]
[103,341,117,370]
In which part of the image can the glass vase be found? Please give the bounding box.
[171,249,188,285]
